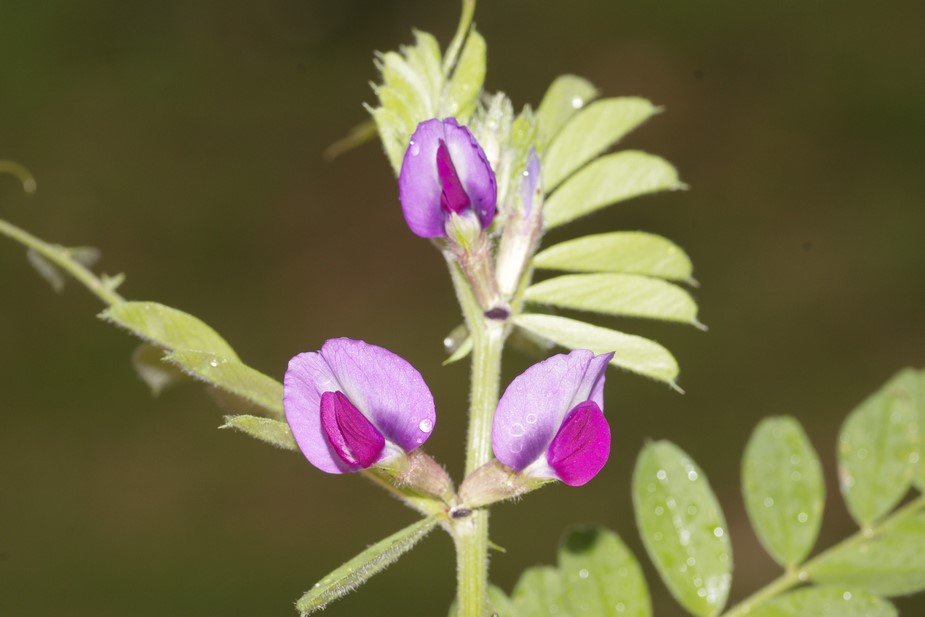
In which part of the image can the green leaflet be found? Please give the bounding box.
[131,343,188,396]
[221,415,297,451]
[514,313,679,386]
[442,28,486,122]
[532,231,694,281]
[543,97,659,192]
[810,511,925,596]
[524,273,700,327]
[166,349,284,418]
[370,32,442,173]
[296,516,438,615]
[559,526,651,617]
[838,369,920,526]
[897,369,925,488]
[512,566,571,617]
[443,337,473,365]
[633,441,732,617]
[100,301,239,360]
[748,586,896,617]
[536,75,600,151]
[742,417,825,567]
[543,151,683,230]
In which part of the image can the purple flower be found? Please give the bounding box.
[492,350,614,486]
[284,338,436,474]
[398,118,497,238]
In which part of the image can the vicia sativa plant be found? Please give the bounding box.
[3,1,925,616]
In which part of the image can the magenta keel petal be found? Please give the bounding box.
[320,391,385,469]
[546,401,611,486]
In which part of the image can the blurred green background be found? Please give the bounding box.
[1,1,923,615]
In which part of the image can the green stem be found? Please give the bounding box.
[447,257,505,617]
[442,0,477,75]
[721,493,925,617]
[0,217,123,306]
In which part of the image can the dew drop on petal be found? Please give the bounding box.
[763,497,775,507]
[209,358,220,367]
[656,469,667,481]
[687,469,699,481]
[419,419,433,433]
[525,413,537,424]
[843,592,852,601]
[570,96,584,109]
[409,140,420,156]
[578,568,589,579]
[797,512,809,523]
[713,527,725,538]
[509,422,525,437]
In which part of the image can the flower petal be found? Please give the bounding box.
[546,400,611,486]
[442,118,496,229]
[398,118,496,237]
[319,338,435,453]
[284,338,436,474]
[399,119,445,238]
[320,391,385,469]
[492,349,613,471]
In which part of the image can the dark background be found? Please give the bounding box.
[1,1,923,615]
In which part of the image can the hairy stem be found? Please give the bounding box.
[447,257,505,617]
[0,217,123,306]
[722,493,925,616]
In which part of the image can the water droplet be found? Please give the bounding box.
[686,557,696,566]
[409,141,421,156]
[687,505,698,515]
[713,527,725,538]
[790,471,802,481]
[578,568,589,579]
[646,483,656,493]
[522,169,530,176]
[763,497,775,507]
[666,497,677,509]
[570,96,584,109]
[843,591,852,601]
[862,526,874,539]
[419,419,433,433]
[656,469,667,481]
[687,469,699,481]
[789,454,801,465]
[655,506,665,516]
[209,358,220,367]
[615,602,625,613]
[697,589,707,598]
[679,529,691,546]
[510,442,524,453]
[797,512,809,523]
[857,447,869,460]
[653,532,664,541]
[798,570,809,581]
[525,413,537,424]
[909,452,920,464]
[509,423,525,437]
